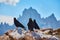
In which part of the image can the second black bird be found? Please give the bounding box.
[14,18,26,30]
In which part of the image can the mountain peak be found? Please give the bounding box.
[45,13,57,22]
[51,13,55,17]
[23,7,41,16]
[50,13,57,21]
[48,13,56,19]
[29,7,33,9]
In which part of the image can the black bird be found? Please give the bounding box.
[14,18,26,30]
[33,19,40,29]
[27,18,34,31]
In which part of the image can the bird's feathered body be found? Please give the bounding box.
[27,18,35,31]
[14,18,26,30]
[34,20,40,29]
[27,18,40,31]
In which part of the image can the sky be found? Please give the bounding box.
[0,0,60,25]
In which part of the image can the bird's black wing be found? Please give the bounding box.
[14,18,26,30]
[33,20,40,29]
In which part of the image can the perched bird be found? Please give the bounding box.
[33,19,40,29]
[14,18,26,30]
[27,18,34,31]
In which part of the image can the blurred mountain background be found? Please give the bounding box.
[0,7,60,35]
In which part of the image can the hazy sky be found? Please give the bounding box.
[0,0,60,20]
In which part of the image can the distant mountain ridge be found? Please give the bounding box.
[0,7,60,35]
[18,7,60,29]
[0,23,15,35]
[18,7,41,29]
